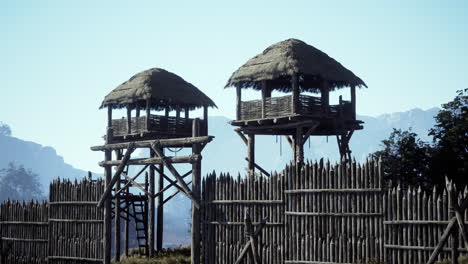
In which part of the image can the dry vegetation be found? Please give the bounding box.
[112,247,190,264]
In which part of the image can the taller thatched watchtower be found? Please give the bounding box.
[91,68,216,264]
[225,39,367,175]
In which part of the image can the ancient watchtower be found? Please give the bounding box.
[225,39,367,175]
[91,68,216,264]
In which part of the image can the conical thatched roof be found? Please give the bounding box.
[100,68,217,110]
[225,39,367,92]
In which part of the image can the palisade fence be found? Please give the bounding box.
[0,178,104,264]
[201,159,468,264]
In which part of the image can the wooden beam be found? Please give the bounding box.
[146,99,151,130]
[244,158,270,177]
[160,173,189,197]
[191,118,202,264]
[261,80,267,119]
[97,144,135,208]
[163,180,192,204]
[291,73,299,114]
[113,165,149,196]
[107,106,112,128]
[127,106,132,134]
[156,149,164,252]
[185,107,189,119]
[240,119,320,131]
[301,123,319,145]
[236,87,242,120]
[234,129,248,145]
[114,150,122,262]
[152,168,191,199]
[136,105,140,118]
[149,147,155,256]
[99,155,200,167]
[426,217,457,264]
[284,136,293,149]
[91,136,214,151]
[351,85,356,120]
[321,80,330,115]
[151,143,200,209]
[247,134,255,176]
[203,106,208,136]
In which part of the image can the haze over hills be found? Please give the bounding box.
[0,107,440,246]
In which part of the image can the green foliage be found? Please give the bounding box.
[373,128,432,189]
[429,88,468,186]
[373,89,468,189]
[0,163,44,201]
[113,247,190,264]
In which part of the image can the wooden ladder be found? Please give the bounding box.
[132,197,148,256]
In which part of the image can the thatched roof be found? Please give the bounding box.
[225,39,367,92]
[100,68,217,110]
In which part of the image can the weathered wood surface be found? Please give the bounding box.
[200,159,468,264]
[0,201,48,264]
[91,136,214,151]
[0,177,104,264]
[48,178,105,264]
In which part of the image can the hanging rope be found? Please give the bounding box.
[167,146,183,156]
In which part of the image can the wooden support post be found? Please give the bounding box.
[114,151,123,262]
[247,134,255,176]
[146,99,151,130]
[452,218,460,264]
[124,179,130,257]
[295,126,304,172]
[321,80,330,114]
[185,107,189,119]
[351,85,356,120]
[156,148,164,251]
[291,73,299,114]
[203,105,208,136]
[149,148,155,256]
[261,80,267,118]
[236,87,242,120]
[165,106,169,117]
[107,106,113,129]
[191,119,201,264]
[176,106,180,123]
[144,173,149,257]
[127,106,132,134]
[136,104,140,118]
[103,126,112,264]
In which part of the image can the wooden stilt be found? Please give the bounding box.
[114,151,123,262]
[148,148,155,256]
[156,148,164,251]
[247,134,255,176]
[124,179,129,257]
[191,119,201,264]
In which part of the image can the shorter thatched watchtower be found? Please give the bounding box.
[225,39,367,174]
[101,68,216,142]
[92,67,216,264]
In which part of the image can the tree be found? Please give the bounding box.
[373,128,433,189]
[429,88,468,186]
[0,122,11,136]
[0,163,44,201]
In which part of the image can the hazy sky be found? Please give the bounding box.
[1,1,467,172]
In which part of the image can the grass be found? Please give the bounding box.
[112,247,190,264]
[436,256,468,264]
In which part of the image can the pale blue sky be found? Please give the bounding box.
[1,1,467,171]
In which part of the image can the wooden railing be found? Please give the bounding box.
[239,94,355,121]
[111,115,207,137]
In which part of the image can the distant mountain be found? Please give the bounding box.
[0,134,96,193]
